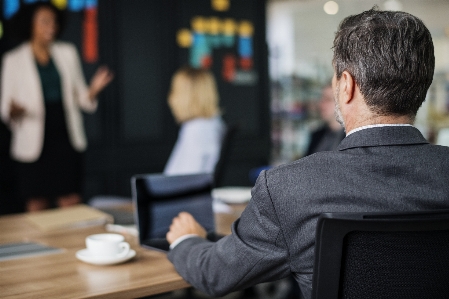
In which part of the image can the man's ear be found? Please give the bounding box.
[340,71,355,104]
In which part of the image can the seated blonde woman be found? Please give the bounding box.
[164,67,225,176]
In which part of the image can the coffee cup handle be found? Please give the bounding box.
[116,242,130,258]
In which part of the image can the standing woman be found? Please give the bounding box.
[0,2,113,212]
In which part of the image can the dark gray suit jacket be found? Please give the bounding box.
[168,126,449,299]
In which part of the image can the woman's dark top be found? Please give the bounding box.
[38,58,63,103]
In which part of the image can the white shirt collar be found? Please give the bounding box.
[346,124,413,136]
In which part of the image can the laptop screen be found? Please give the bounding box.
[132,173,215,252]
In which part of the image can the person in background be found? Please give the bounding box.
[165,8,449,299]
[305,84,345,156]
[0,2,113,212]
[164,66,225,176]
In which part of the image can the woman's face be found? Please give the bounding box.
[168,91,183,123]
[168,74,190,123]
[31,7,58,44]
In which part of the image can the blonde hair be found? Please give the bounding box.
[168,67,220,123]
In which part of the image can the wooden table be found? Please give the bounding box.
[0,203,246,298]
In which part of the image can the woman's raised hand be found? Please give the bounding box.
[88,66,114,100]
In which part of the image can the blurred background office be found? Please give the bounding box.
[269,0,449,165]
[1,0,449,217]
[0,0,270,215]
[303,84,344,157]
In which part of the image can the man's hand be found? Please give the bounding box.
[166,212,207,244]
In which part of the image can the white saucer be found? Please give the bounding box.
[212,187,252,204]
[76,249,136,266]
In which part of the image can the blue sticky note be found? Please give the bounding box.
[68,0,85,11]
[85,0,97,8]
[221,35,235,47]
[4,0,20,20]
[239,37,253,58]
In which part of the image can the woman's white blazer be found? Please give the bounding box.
[0,42,97,162]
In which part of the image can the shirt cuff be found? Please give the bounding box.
[169,234,199,250]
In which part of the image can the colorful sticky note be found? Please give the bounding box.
[68,0,85,12]
[85,0,97,8]
[191,16,207,33]
[51,0,68,10]
[239,57,253,70]
[83,7,98,63]
[190,32,211,68]
[221,35,234,47]
[3,0,20,20]
[222,54,236,82]
[239,36,253,58]
[207,17,220,35]
[211,0,230,12]
[239,21,254,37]
[208,35,221,48]
[222,18,237,36]
[177,29,192,48]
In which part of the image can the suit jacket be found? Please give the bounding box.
[168,126,449,299]
[0,42,97,162]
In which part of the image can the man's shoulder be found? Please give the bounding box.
[266,151,338,178]
[421,144,449,163]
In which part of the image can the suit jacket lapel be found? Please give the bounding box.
[50,43,70,98]
[337,126,429,151]
[22,43,44,109]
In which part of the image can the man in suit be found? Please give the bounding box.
[305,84,345,156]
[166,8,449,299]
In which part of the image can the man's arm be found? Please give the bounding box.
[167,171,291,297]
[166,212,207,246]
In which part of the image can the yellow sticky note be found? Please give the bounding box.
[212,0,230,11]
[192,16,207,33]
[51,0,68,10]
[239,20,254,36]
[222,18,237,36]
[207,17,220,35]
[177,29,192,48]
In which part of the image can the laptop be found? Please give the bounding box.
[132,173,220,252]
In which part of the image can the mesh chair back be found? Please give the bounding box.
[341,230,449,298]
[312,210,449,299]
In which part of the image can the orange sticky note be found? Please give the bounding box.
[83,7,98,63]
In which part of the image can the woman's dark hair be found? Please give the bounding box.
[333,7,435,117]
[8,1,67,43]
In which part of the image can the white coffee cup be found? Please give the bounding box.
[85,233,130,258]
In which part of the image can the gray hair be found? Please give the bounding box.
[333,7,435,117]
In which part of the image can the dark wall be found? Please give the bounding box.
[0,0,270,211]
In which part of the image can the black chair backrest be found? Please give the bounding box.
[213,123,238,188]
[311,210,449,299]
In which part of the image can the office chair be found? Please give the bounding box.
[311,210,449,299]
[213,123,238,188]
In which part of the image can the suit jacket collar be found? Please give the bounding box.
[337,126,429,151]
[18,42,44,109]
